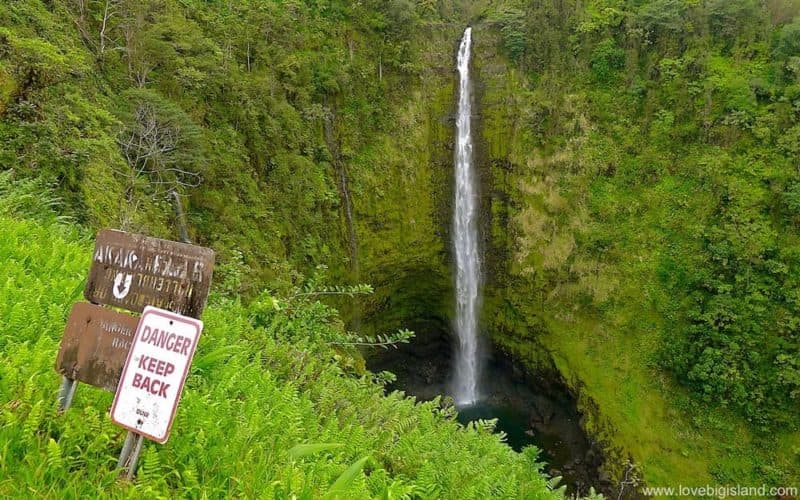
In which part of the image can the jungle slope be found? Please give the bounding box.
[473,0,800,489]
[0,0,460,309]
[0,0,467,440]
[0,175,565,498]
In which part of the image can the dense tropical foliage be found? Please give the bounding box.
[485,0,800,425]
[2,0,800,495]
[478,0,800,487]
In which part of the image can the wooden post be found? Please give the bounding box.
[116,431,134,468]
[170,190,191,244]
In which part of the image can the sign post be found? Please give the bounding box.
[84,229,214,317]
[54,228,214,479]
[56,303,140,392]
[110,306,203,444]
[56,377,78,412]
[116,431,144,480]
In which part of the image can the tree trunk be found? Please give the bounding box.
[170,190,191,243]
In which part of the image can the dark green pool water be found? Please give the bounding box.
[368,332,607,496]
[456,402,542,452]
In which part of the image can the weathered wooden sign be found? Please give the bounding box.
[110,306,203,444]
[84,229,215,318]
[55,229,215,477]
[55,302,140,392]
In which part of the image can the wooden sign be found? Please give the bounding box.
[84,229,215,318]
[55,303,140,392]
[110,306,203,444]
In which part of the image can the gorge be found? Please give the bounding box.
[3,0,799,496]
[369,25,611,497]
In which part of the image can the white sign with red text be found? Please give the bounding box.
[111,306,202,443]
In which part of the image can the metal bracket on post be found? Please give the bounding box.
[57,376,78,412]
[116,431,144,480]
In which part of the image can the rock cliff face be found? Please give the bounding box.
[359,18,800,489]
[355,23,628,486]
[340,36,457,342]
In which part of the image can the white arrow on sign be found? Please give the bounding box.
[110,305,203,444]
[112,272,132,299]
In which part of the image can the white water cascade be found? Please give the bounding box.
[452,27,481,407]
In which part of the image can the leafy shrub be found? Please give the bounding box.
[707,0,758,46]
[635,0,690,42]
[590,39,625,83]
[489,8,527,63]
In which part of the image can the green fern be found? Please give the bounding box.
[138,445,162,486]
[393,417,418,437]
[0,213,562,498]
[378,478,418,500]
[22,399,43,444]
[45,438,63,471]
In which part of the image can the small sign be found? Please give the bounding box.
[110,306,202,444]
[84,230,215,318]
[55,303,140,391]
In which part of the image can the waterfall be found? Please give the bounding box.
[452,27,481,407]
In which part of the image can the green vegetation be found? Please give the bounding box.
[0,178,563,498]
[0,0,462,293]
[475,0,800,488]
[3,0,800,495]
[0,0,462,352]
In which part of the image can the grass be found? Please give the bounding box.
[0,214,563,499]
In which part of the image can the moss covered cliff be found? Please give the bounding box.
[468,2,800,488]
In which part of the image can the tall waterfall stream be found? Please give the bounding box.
[452,26,481,407]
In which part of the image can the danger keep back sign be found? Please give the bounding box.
[111,306,203,444]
